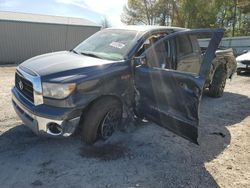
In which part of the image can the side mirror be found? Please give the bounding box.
[134,55,148,67]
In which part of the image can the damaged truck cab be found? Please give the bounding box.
[12,26,236,144]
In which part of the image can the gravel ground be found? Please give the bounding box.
[0,66,249,188]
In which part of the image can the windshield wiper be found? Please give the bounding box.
[80,52,103,59]
[70,49,79,54]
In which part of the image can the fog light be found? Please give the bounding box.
[47,123,62,135]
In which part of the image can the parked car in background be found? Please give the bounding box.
[236,50,250,74]
[12,26,236,145]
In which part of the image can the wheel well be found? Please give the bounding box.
[212,62,227,79]
[81,95,123,117]
[213,59,226,71]
[217,63,227,71]
[205,62,227,89]
[77,95,123,132]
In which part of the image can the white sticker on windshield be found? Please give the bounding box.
[110,41,125,49]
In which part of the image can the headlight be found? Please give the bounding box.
[42,83,76,99]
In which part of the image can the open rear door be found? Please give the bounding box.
[134,29,224,144]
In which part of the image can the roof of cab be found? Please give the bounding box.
[106,25,188,33]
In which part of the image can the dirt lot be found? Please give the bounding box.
[0,66,249,188]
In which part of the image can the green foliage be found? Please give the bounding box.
[173,0,223,28]
[121,0,250,36]
[121,0,172,25]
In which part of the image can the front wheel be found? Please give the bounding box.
[81,97,122,145]
[208,66,227,98]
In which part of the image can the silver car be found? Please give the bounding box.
[236,51,250,74]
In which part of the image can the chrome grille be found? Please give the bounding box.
[15,72,34,102]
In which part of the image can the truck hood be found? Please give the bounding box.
[20,51,118,77]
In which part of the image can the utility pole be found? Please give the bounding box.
[143,0,151,25]
[232,0,237,37]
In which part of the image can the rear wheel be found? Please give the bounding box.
[81,97,122,145]
[208,65,227,98]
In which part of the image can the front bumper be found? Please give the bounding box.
[12,87,81,137]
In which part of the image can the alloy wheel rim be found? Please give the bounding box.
[100,108,120,139]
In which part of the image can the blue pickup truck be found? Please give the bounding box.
[12,26,236,145]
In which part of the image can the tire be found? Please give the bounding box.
[208,66,227,98]
[81,97,122,145]
[237,70,241,75]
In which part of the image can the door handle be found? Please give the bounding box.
[178,82,187,89]
[179,82,200,97]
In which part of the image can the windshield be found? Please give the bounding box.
[74,29,139,61]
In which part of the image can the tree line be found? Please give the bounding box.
[121,0,250,37]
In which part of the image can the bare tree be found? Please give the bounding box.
[100,16,111,28]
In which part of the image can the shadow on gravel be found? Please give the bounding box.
[199,91,250,159]
[0,92,249,188]
[80,142,130,161]
[0,125,79,154]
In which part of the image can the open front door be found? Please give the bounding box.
[134,29,224,144]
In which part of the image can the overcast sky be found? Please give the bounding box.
[0,0,127,26]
